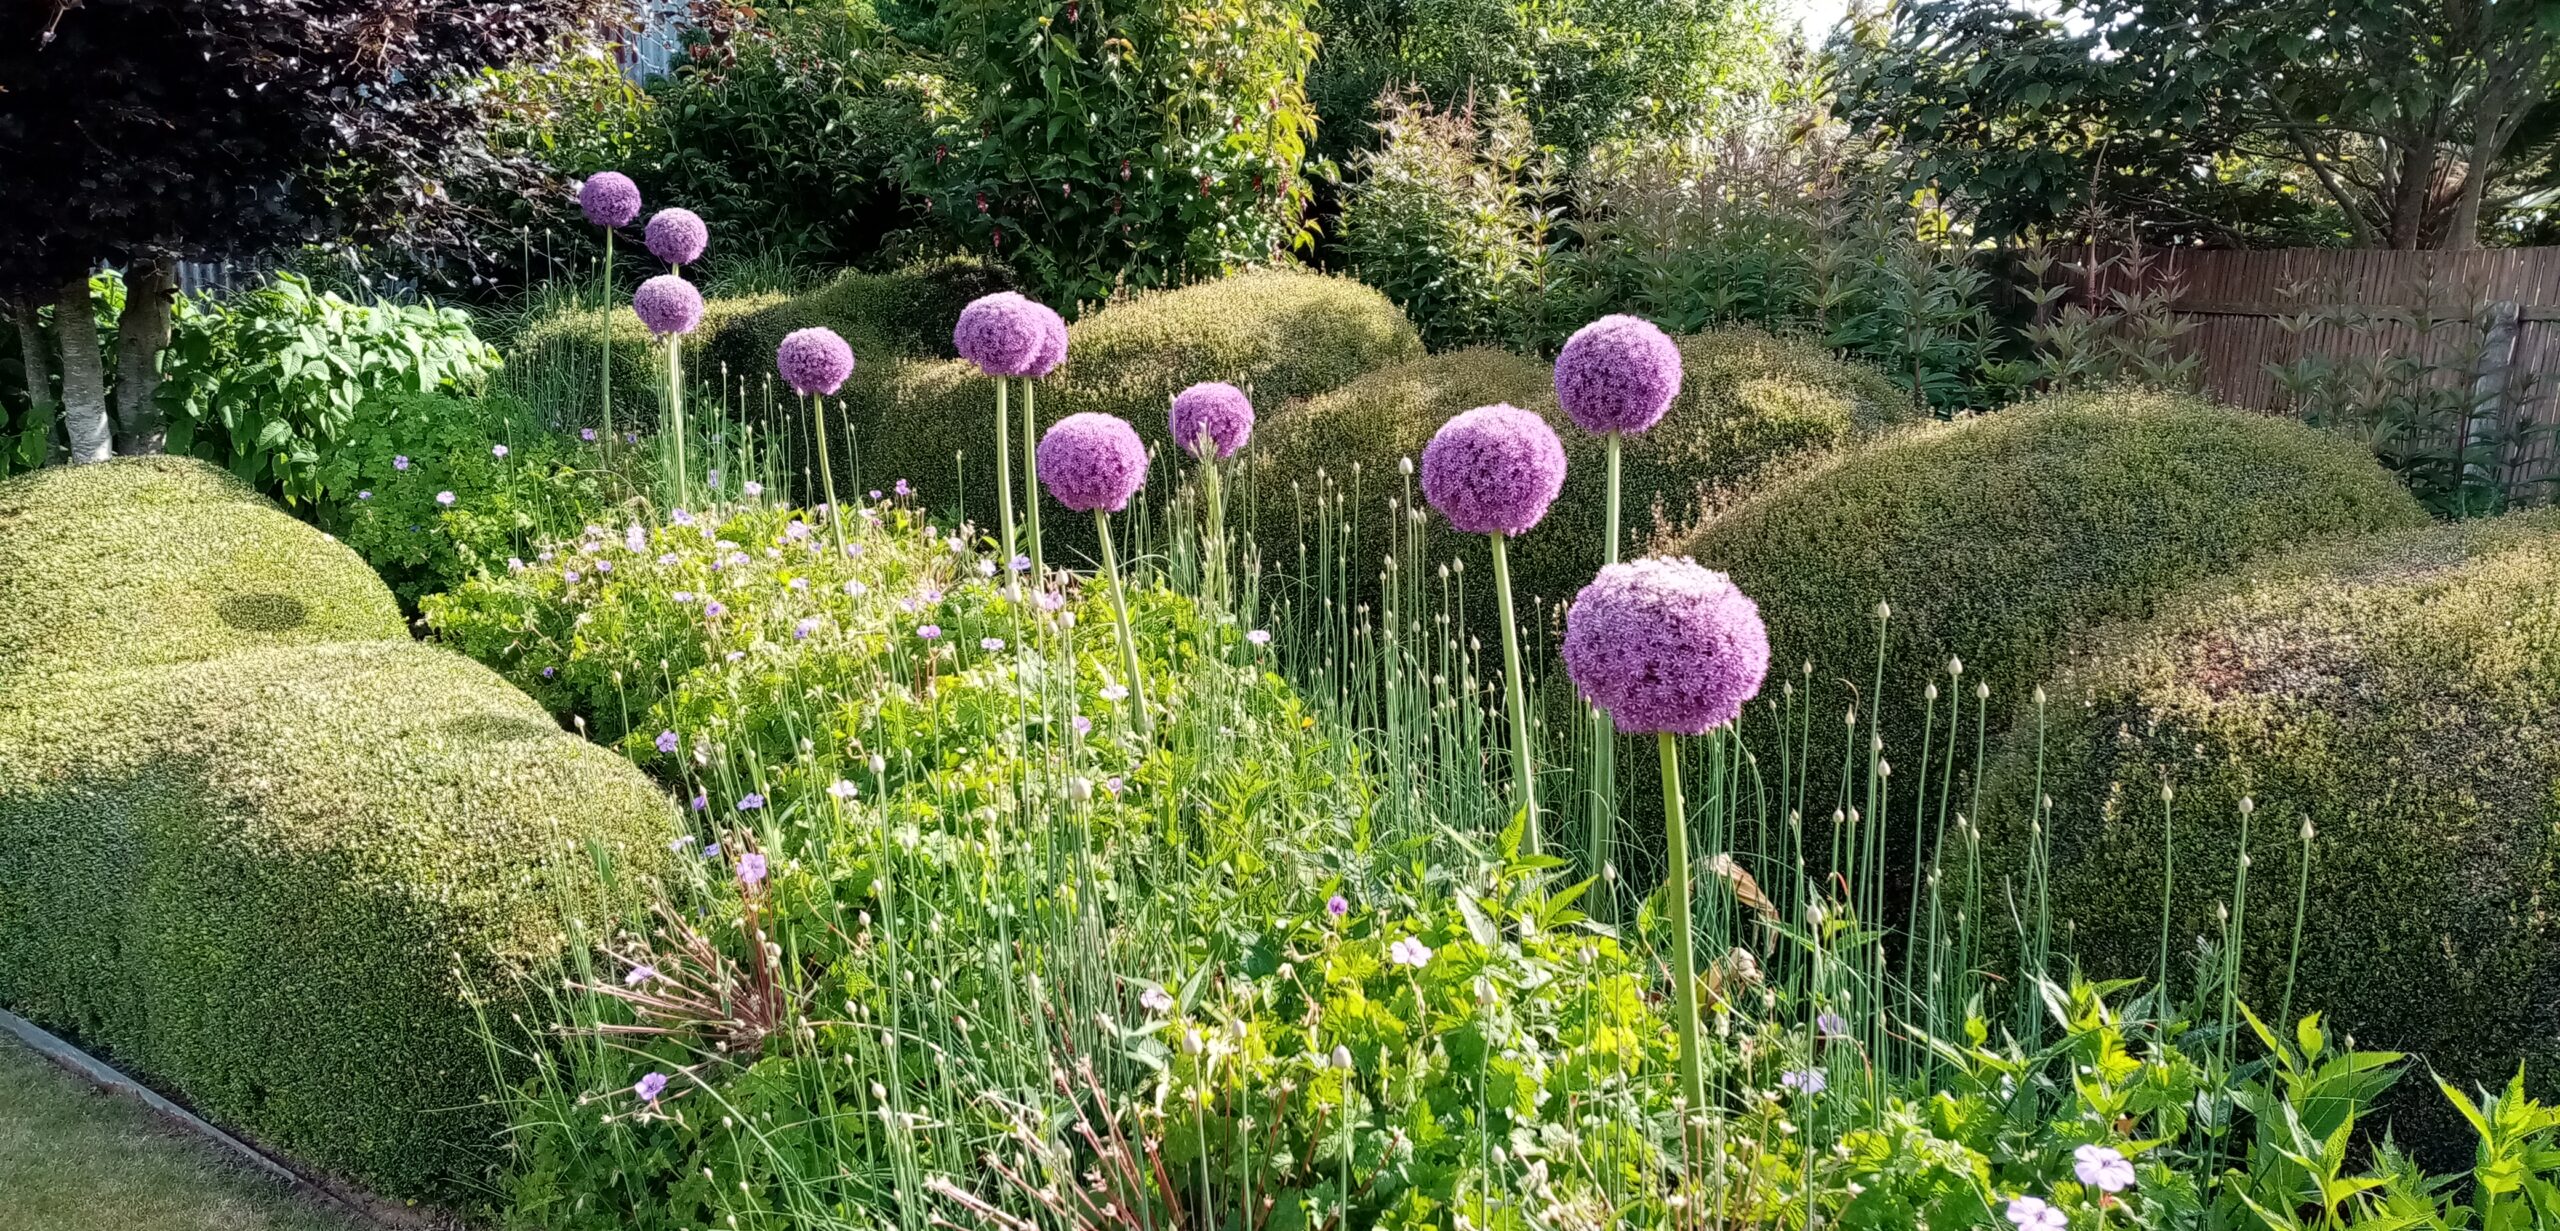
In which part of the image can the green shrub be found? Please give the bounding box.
[697,256,1014,378]
[1980,510,2560,1151]
[158,274,502,507]
[507,289,788,429]
[1686,389,2429,794]
[0,457,674,1204]
[1339,94,1561,351]
[860,268,1421,547]
[0,456,404,685]
[1252,327,1908,616]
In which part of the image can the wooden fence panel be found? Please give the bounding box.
[2057,246,2560,504]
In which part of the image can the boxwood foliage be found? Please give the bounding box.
[1979,511,2560,1152]
[509,288,790,423]
[0,458,674,1204]
[1248,327,1909,621]
[859,267,1422,556]
[1686,389,2429,823]
[0,456,405,685]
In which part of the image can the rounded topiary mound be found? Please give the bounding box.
[1686,389,2429,782]
[699,255,1014,378]
[1250,327,1907,619]
[1979,511,2560,1149]
[0,458,673,1204]
[0,456,405,685]
[864,267,1423,555]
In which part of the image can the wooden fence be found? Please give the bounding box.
[2054,246,2560,505]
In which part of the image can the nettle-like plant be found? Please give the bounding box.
[905,0,1320,304]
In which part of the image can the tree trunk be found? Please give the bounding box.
[113,256,176,454]
[54,273,111,464]
[11,298,55,463]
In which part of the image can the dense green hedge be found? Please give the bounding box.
[698,256,1014,377]
[0,458,673,1204]
[1686,389,2429,799]
[865,267,1422,550]
[0,457,405,685]
[1980,511,2560,1151]
[510,289,789,423]
[1250,327,1908,617]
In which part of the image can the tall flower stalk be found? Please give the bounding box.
[1554,314,1682,885]
[1563,557,1770,1158]
[1038,412,1152,738]
[778,328,857,552]
[634,274,704,507]
[578,173,642,459]
[1171,381,1255,611]
[1422,402,1566,853]
[956,294,1063,584]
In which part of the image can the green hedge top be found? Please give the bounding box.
[509,289,790,423]
[698,256,1014,376]
[0,456,406,685]
[1979,510,2560,1147]
[1686,389,2429,758]
[0,638,676,1203]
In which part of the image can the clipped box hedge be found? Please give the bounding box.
[1980,511,2560,1152]
[0,458,674,1203]
[1685,389,2429,797]
[1249,327,1909,618]
[510,288,790,423]
[0,456,406,684]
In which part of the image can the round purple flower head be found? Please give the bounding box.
[777,327,856,396]
[633,274,704,336]
[1170,381,1254,460]
[1420,403,1566,536]
[1563,558,1771,735]
[1036,413,1148,513]
[1025,302,1068,377]
[1554,314,1682,435]
[644,207,708,266]
[954,292,1049,377]
[578,172,641,228]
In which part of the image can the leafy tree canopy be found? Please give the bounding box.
[1834,0,2560,247]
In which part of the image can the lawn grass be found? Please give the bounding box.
[0,1036,364,1231]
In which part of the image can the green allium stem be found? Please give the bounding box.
[1095,509,1151,739]
[812,394,846,556]
[1023,380,1045,585]
[2280,817,2313,1028]
[994,378,1018,569]
[599,228,614,464]
[1659,731,1707,1140]
[1588,432,1621,887]
[1489,532,1540,854]
[667,334,687,509]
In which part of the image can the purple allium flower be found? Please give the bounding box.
[917,624,941,640]
[703,842,720,857]
[1562,558,1770,735]
[736,852,768,889]
[737,793,765,811]
[582,428,598,442]
[644,207,707,266]
[625,431,639,444]
[656,730,679,755]
[392,455,410,471]
[2005,1197,2065,1231]
[506,556,523,572]
[633,274,704,336]
[633,1071,669,1103]
[794,617,820,641]
[436,490,456,506]
[579,173,642,227]
[1554,314,1682,435]
[1025,302,1068,377]
[776,327,856,397]
[1169,381,1255,460]
[1780,1068,1827,1095]
[2074,1145,2136,1193]
[1326,894,1348,918]
[625,964,657,987]
[1419,404,1566,536]
[1037,413,1148,513]
[953,292,1051,377]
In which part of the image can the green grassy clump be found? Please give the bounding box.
[0,457,405,686]
[0,458,675,1205]
[1981,511,2560,1143]
[865,266,1423,546]
[1686,389,2429,801]
[1249,327,1908,617]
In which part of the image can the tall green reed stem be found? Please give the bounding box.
[993,379,1018,568]
[666,334,688,508]
[1095,508,1152,739]
[599,228,616,464]
[1658,729,1706,1145]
